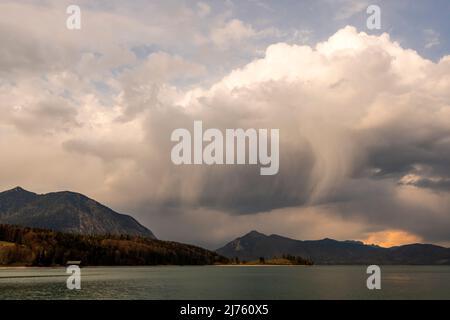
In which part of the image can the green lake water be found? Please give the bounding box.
[0,265,449,300]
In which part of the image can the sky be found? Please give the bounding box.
[0,0,449,249]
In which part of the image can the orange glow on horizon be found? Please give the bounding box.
[362,230,423,248]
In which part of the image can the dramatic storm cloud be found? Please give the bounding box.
[0,0,449,248]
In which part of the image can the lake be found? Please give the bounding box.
[1,265,450,300]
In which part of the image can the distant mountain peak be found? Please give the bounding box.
[244,230,266,237]
[5,186,35,194]
[0,187,155,239]
[320,237,338,242]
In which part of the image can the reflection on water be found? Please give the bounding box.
[0,265,450,300]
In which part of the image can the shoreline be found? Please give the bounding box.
[2,264,449,268]
[215,263,310,267]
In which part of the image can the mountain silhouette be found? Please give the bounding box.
[217,230,450,265]
[0,187,155,238]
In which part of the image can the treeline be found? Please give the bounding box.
[281,254,314,265]
[230,254,314,265]
[0,224,228,266]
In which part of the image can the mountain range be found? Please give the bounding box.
[2,186,450,265]
[0,187,155,238]
[216,230,450,265]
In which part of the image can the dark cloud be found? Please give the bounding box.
[0,4,449,248]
